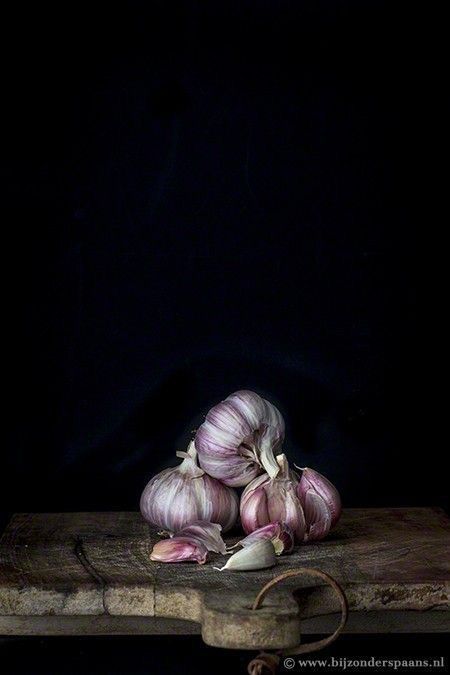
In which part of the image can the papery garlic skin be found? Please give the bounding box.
[230,521,294,555]
[151,520,227,565]
[140,441,239,533]
[214,539,277,571]
[297,467,342,542]
[195,390,285,487]
[302,492,333,542]
[150,537,208,564]
[172,521,227,554]
[240,454,306,542]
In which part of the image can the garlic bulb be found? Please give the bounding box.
[214,539,277,572]
[195,390,285,487]
[140,441,239,533]
[297,467,342,542]
[228,521,294,555]
[240,454,306,541]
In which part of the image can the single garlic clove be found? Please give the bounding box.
[240,487,270,534]
[228,521,294,555]
[227,521,279,550]
[265,476,306,542]
[303,491,332,542]
[150,537,208,564]
[214,538,277,571]
[297,467,342,528]
[240,474,271,534]
[172,521,227,554]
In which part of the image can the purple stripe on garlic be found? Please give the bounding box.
[150,537,208,564]
[297,467,342,528]
[240,454,306,542]
[229,521,294,555]
[297,467,342,541]
[214,538,277,572]
[140,441,239,533]
[195,390,285,487]
[172,521,227,554]
[150,520,228,564]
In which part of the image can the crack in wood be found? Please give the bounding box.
[73,537,109,615]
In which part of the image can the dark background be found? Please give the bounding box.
[1,1,447,671]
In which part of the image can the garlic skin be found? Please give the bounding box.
[151,520,227,564]
[140,441,239,533]
[297,467,342,542]
[214,538,277,571]
[172,521,227,554]
[240,454,306,542]
[150,537,208,564]
[229,521,294,555]
[195,390,285,487]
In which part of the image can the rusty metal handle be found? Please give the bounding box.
[248,567,348,674]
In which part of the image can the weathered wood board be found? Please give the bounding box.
[0,509,449,647]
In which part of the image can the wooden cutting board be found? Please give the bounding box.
[0,508,449,649]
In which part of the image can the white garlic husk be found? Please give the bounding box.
[140,442,239,533]
[240,454,306,542]
[214,539,277,572]
[195,390,285,487]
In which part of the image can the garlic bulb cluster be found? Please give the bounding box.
[140,441,239,533]
[194,390,285,487]
[140,388,342,567]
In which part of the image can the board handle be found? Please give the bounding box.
[248,567,348,675]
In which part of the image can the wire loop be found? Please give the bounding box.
[248,567,348,674]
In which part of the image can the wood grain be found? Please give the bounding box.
[0,508,449,646]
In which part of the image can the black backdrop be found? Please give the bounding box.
[2,3,448,673]
[2,1,446,526]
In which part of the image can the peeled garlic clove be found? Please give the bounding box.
[140,441,239,533]
[173,521,227,554]
[150,537,208,564]
[214,539,277,571]
[297,467,342,528]
[195,390,285,487]
[229,521,294,555]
